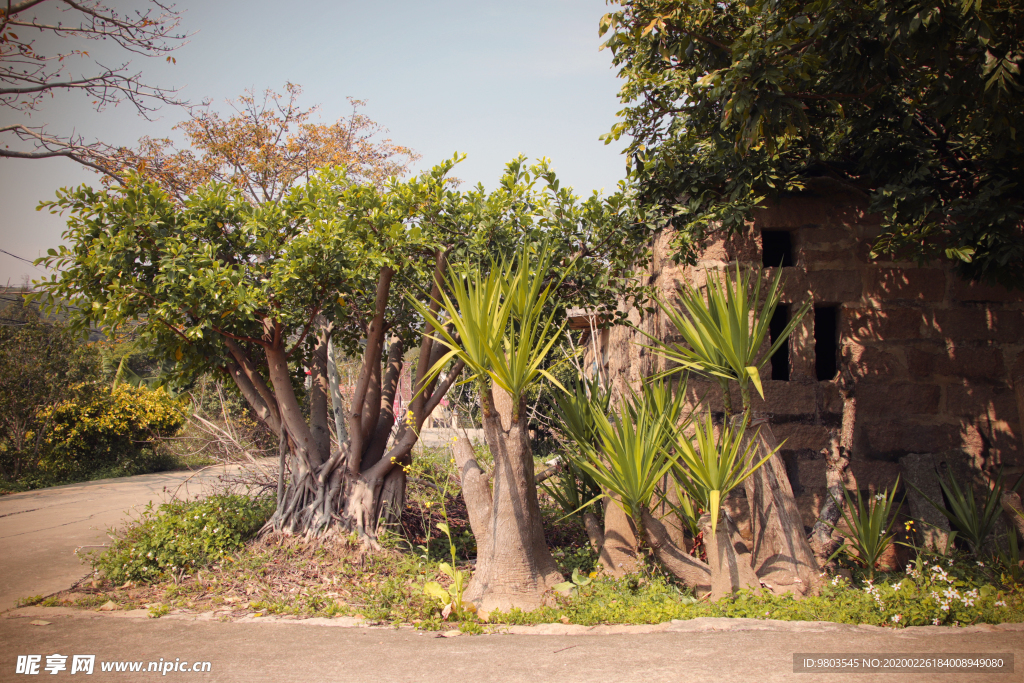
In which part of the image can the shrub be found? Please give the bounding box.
[40,384,187,479]
[92,494,274,585]
[0,317,100,482]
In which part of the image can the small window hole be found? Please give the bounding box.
[761,230,793,268]
[768,305,790,381]
[814,306,839,381]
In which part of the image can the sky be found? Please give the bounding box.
[0,0,630,285]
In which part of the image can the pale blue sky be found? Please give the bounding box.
[0,0,629,284]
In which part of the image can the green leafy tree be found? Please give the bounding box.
[37,156,641,544]
[601,0,1024,287]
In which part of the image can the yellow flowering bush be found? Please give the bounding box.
[40,384,187,478]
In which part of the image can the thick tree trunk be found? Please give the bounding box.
[740,416,821,596]
[243,255,462,543]
[582,511,604,554]
[462,385,562,614]
[640,509,711,596]
[700,512,761,600]
[598,496,641,576]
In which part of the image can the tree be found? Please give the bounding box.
[105,83,419,202]
[37,155,641,546]
[600,0,1024,288]
[1,0,189,173]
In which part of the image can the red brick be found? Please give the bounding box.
[858,382,941,418]
[866,268,947,302]
[906,344,1005,380]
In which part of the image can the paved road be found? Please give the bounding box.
[1,609,1021,683]
[0,467,248,611]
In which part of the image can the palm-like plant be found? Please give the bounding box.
[648,263,810,416]
[412,241,567,412]
[557,379,691,532]
[673,413,776,535]
[911,470,1004,555]
[827,481,902,579]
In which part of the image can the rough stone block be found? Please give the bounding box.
[866,268,947,302]
[842,306,927,341]
[861,421,960,459]
[795,226,850,248]
[844,344,908,380]
[929,308,1024,343]
[944,381,1016,419]
[858,382,941,418]
[898,453,952,552]
[806,269,863,304]
[906,344,1005,380]
[753,199,832,228]
[847,459,903,491]
[747,381,818,416]
[819,382,844,416]
[951,278,1024,304]
[772,422,830,453]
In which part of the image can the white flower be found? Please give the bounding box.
[940,602,950,611]
[977,561,985,567]
[891,614,901,623]
[995,601,1007,607]
[933,618,941,625]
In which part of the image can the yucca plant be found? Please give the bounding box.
[539,458,603,522]
[827,481,902,579]
[648,263,810,416]
[563,379,691,534]
[412,240,568,409]
[910,470,1004,555]
[673,412,776,535]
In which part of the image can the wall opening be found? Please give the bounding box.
[768,305,790,381]
[761,230,793,268]
[815,305,839,381]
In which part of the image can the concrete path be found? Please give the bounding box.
[1,608,1021,682]
[0,467,247,611]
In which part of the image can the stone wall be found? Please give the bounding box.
[600,192,1024,525]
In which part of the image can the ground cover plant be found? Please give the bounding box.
[30,442,1022,632]
[34,488,1024,631]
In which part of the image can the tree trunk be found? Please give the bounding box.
[598,495,640,576]
[640,509,711,596]
[461,385,562,614]
[238,256,462,543]
[810,392,857,566]
[740,416,821,596]
[582,511,604,554]
[700,511,761,600]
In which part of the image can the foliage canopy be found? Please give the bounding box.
[601,0,1024,287]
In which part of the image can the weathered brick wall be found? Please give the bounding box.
[601,193,1023,524]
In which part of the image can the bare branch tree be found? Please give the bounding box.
[0,0,190,172]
